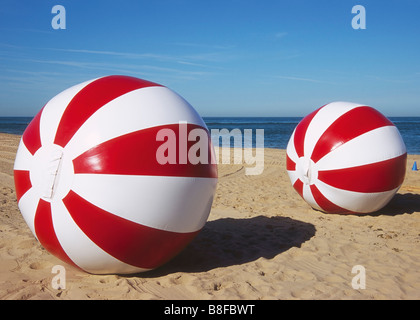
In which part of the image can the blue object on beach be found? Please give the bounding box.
[413,161,418,171]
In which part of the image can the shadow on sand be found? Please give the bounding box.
[370,193,420,216]
[141,215,315,277]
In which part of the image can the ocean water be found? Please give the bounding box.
[205,117,420,155]
[0,116,419,154]
[205,117,299,150]
[0,117,33,136]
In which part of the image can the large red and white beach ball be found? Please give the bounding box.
[286,101,406,214]
[13,75,218,274]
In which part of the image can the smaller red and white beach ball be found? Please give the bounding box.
[286,101,407,214]
[14,75,218,274]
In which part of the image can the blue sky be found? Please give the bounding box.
[0,0,419,117]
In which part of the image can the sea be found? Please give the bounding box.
[1,116,419,154]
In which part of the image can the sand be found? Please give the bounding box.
[1,132,420,300]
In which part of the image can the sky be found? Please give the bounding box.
[0,0,419,117]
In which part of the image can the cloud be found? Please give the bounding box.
[0,45,227,86]
[44,48,176,61]
[44,47,232,64]
[0,27,54,35]
[172,42,235,50]
[273,75,334,84]
[6,57,219,81]
[364,74,412,84]
[274,32,288,39]
[0,42,22,49]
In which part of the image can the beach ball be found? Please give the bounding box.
[286,101,406,214]
[13,75,218,274]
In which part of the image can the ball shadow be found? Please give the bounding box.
[368,193,420,216]
[141,215,316,277]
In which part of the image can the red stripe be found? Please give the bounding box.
[22,107,43,155]
[73,123,218,178]
[14,170,32,202]
[286,154,296,171]
[318,153,407,193]
[311,106,395,163]
[310,184,349,214]
[63,190,200,270]
[293,179,304,198]
[34,199,77,268]
[54,76,161,148]
[294,107,322,158]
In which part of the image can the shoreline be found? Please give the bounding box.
[1,132,420,299]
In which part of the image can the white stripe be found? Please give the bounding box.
[302,184,323,211]
[64,86,207,160]
[314,179,399,213]
[40,79,96,147]
[71,174,218,233]
[304,102,364,157]
[316,126,406,171]
[16,187,39,237]
[286,170,299,185]
[13,138,33,171]
[286,129,299,164]
[51,199,149,274]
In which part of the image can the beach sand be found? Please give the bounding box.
[1,132,420,300]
